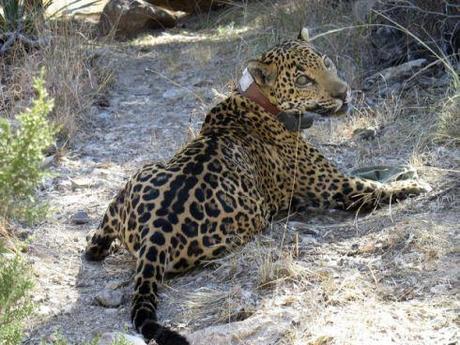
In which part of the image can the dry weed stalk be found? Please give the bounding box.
[184,286,255,324]
[1,19,113,142]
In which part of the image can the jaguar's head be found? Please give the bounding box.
[246,28,350,116]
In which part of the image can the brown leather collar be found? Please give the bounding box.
[238,68,281,117]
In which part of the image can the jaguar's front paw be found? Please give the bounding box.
[387,180,432,199]
[409,180,432,194]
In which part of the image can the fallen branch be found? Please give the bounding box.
[364,58,428,90]
[0,31,51,55]
[0,32,18,55]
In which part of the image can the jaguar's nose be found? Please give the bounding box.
[330,81,349,101]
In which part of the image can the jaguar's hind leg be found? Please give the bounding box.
[85,189,125,261]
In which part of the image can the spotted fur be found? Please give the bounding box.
[85,36,428,345]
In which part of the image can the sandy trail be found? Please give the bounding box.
[22,19,459,345]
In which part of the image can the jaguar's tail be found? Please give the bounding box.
[131,287,189,345]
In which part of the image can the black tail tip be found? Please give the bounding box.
[155,328,190,345]
[140,320,190,345]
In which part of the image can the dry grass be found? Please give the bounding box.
[0,19,114,143]
[2,0,455,342]
[149,2,460,342]
[173,204,457,341]
[0,219,10,245]
[183,286,256,324]
[436,89,460,144]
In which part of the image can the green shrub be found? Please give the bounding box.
[0,243,34,345]
[0,70,57,223]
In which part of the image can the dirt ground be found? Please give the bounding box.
[16,5,459,345]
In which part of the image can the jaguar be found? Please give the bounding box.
[85,28,429,345]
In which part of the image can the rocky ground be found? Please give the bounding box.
[14,5,459,345]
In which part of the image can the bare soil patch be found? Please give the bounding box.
[17,4,459,345]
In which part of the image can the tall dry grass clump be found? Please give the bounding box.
[436,88,460,144]
[1,19,113,141]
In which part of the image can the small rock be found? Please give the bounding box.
[287,221,319,236]
[187,307,297,345]
[301,235,318,246]
[430,284,448,294]
[98,332,147,345]
[16,229,33,240]
[70,177,93,189]
[96,95,110,108]
[353,127,377,140]
[38,305,52,316]
[71,210,90,225]
[162,88,188,100]
[56,179,72,191]
[95,289,124,308]
[106,280,126,289]
[104,308,119,315]
[98,111,112,122]
[44,143,58,155]
[1,252,16,260]
[40,155,55,169]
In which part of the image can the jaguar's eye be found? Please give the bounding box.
[323,57,334,70]
[296,75,312,87]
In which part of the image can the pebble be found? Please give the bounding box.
[71,210,91,225]
[353,127,377,140]
[16,229,33,240]
[71,177,93,189]
[95,289,124,308]
[162,88,188,100]
[56,179,72,191]
[38,305,52,316]
[97,332,147,345]
[300,235,318,246]
[430,284,449,295]
[98,111,112,122]
[41,155,55,169]
[0,252,15,260]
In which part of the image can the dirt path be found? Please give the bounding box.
[23,29,224,343]
[22,21,459,345]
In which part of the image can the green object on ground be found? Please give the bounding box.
[350,165,418,183]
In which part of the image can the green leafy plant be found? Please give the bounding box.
[0,70,57,223]
[0,243,34,345]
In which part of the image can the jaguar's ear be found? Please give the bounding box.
[297,27,310,42]
[247,60,277,87]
